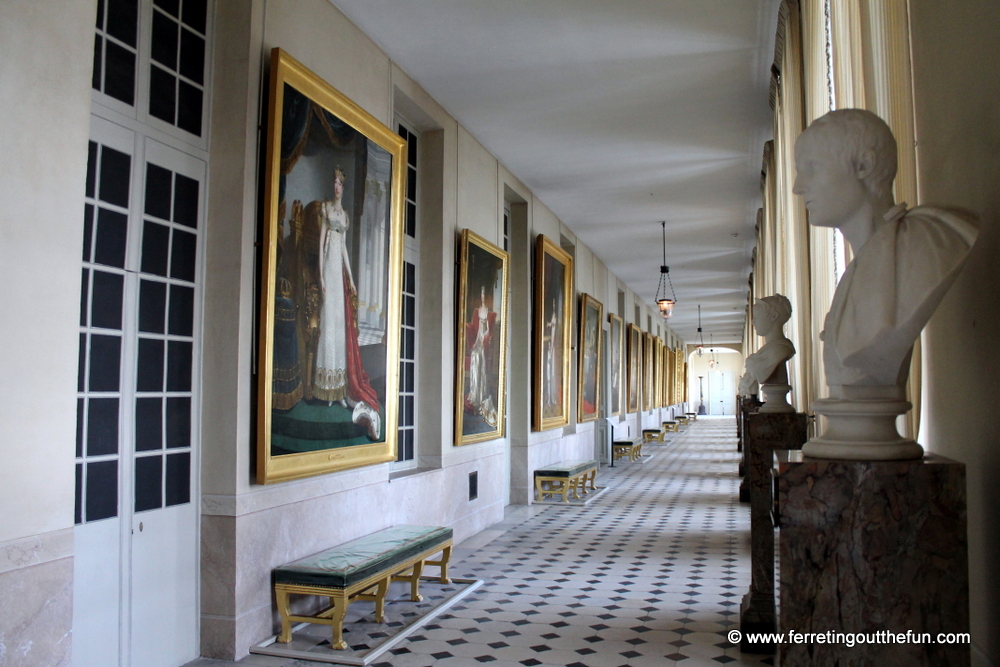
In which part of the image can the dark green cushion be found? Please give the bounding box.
[642,429,659,434]
[612,440,639,446]
[534,459,598,478]
[275,525,452,588]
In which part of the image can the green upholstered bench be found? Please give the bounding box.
[612,439,642,462]
[274,525,453,650]
[663,420,679,433]
[642,428,663,444]
[685,411,698,421]
[534,460,598,502]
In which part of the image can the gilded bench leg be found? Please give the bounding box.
[276,586,293,643]
[330,595,349,650]
[535,476,545,502]
[409,560,425,601]
[373,577,390,622]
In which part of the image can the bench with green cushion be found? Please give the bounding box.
[663,420,679,432]
[274,525,453,650]
[534,459,599,502]
[612,439,643,462]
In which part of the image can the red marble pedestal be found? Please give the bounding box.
[774,453,969,667]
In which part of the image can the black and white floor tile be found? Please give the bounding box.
[187,416,770,667]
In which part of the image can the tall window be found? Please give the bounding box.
[395,117,419,468]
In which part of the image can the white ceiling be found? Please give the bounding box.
[329,0,779,344]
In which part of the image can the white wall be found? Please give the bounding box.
[908,1,1000,663]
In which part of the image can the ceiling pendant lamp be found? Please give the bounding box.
[696,304,705,356]
[655,221,677,319]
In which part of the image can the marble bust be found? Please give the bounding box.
[738,371,758,399]
[794,109,979,460]
[743,294,796,413]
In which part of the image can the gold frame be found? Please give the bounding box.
[576,294,603,423]
[454,229,510,446]
[256,48,406,483]
[607,313,624,417]
[533,235,574,431]
[626,323,641,413]
[642,332,654,411]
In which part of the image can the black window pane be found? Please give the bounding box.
[168,284,194,336]
[406,167,416,202]
[87,397,120,456]
[155,0,180,18]
[78,334,87,392]
[145,163,172,220]
[134,456,162,512]
[407,134,417,166]
[80,269,90,327]
[103,40,136,105]
[405,201,416,238]
[98,147,131,208]
[405,262,415,294]
[166,397,191,449]
[173,173,199,228]
[86,142,98,199]
[86,460,118,522]
[166,341,192,391]
[182,0,207,33]
[141,221,170,276]
[170,229,197,282]
[95,208,128,268]
[149,65,177,125]
[179,29,204,84]
[404,328,415,359]
[96,0,105,28]
[135,397,163,451]
[176,80,203,136]
[151,11,179,69]
[165,452,190,506]
[91,271,124,330]
[92,35,103,92]
[404,294,415,327]
[136,338,165,392]
[75,463,83,525]
[404,395,414,427]
[83,204,95,261]
[76,398,85,458]
[88,334,121,392]
[106,0,138,47]
[404,361,414,392]
[139,279,167,333]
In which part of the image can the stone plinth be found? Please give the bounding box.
[740,412,807,653]
[737,396,761,497]
[774,454,969,667]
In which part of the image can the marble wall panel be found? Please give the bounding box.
[0,557,72,667]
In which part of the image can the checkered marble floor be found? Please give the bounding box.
[188,415,770,667]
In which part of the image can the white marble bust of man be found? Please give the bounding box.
[794,109,979,459]
[795,109,978,391]
[744,294,796,412]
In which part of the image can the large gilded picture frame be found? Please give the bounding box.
[577,294,603,423]
[627,323,641,413]
[256,48,405,484]
[455,230,510,446]
[533,235,573,431]
[642,332,654,411]
[607,313,624,417]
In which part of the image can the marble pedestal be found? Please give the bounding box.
[774,454,969,667]
[737,396,761,496]
[739,413,807,653]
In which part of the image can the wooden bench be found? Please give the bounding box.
[274,525,453,650]
[534,459,599,502]
[612,439,643,462]
[685,412,698,422]
[676,415,690,426]
[662,420,680,433]
[642,428,661,443]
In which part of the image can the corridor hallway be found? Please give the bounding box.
[192,416,770,667]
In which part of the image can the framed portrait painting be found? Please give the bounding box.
[455,230,510,446]
[642,333,654,411]
[256,48,405,484]
[577,294,603,422]
[608,313,624,417]
[627,323,641,413]
[533,235,573,431]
